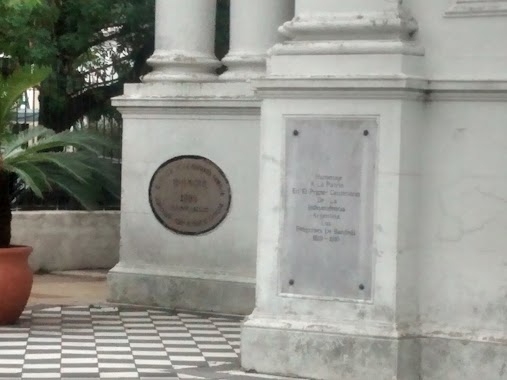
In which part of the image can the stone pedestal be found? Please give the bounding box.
[108,0,262,315]
[109,83,260,315]
[241,3,425,380]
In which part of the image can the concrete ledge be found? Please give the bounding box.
[241,320,507,380]
[420,337,507,380]
[107,269,255,316]
[11,211,120,272]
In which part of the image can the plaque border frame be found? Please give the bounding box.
[148,155,232,236]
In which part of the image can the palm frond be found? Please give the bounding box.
[85,156,121,200]
[3,126,117,157]
[5,152,93,184]
[26,129,117,155]
[0,66,120,211]
[3,132,121,210]
[2,126,55,155]
[5,162,52,198]
[37,167,103,210]
[0,66,51,137]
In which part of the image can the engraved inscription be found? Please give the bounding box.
[281,118,377,300]
[292,174,359,245]
[445,0,507,17]
[149,156,231,235]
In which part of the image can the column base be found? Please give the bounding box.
[241,317,420,380]
[241,317,507,380]
[108,266,255,315]
[220,54,266,81]
[143,50,221,82]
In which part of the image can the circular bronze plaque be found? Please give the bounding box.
[149,156,231,235]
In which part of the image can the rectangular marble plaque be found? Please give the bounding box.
[281,118,377,301]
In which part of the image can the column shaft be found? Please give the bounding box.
[144,0,220,82]
[220,0,294,80]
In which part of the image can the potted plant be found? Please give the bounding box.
[0,65,120,324]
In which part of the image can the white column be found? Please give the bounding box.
[220,0,294,81]
[143,0,220,82]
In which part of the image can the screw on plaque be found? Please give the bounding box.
[289,279,295,286]
[359,284,365,290]
[363,130,369,136]
[293,130,299,136]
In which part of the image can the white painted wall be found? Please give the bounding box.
[11,211,120,272]
[407,0,507,79]
[418,100,507,337]
[404,0,507,353]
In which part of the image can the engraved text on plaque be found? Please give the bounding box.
[281,118,377,300]
[149,156,231,235]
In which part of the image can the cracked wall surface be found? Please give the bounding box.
[418,100,507,339]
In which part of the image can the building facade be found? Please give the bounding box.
[111,1,507,379]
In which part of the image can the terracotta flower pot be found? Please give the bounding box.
[0,245,33,325]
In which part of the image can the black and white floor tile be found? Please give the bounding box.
[0,305,299,380]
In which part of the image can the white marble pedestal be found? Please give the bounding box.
[108,82,260,315]
[241,6,426,379]
[240,77,424,380]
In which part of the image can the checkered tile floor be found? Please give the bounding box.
[0,305,296,380]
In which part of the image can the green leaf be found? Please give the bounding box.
[5,0,42,8]
[39,167,101,210]
[30,129,117,155]
[2,126,55,156]
[5,162,51,198]
[2,125,120,210]
[0,66,51,137]
[6,152,92,184]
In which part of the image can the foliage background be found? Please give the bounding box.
[0,0,230,210]
[0,0,230,134]
[0,0,155,133]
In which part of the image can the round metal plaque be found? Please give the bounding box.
[149,156,231,235]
